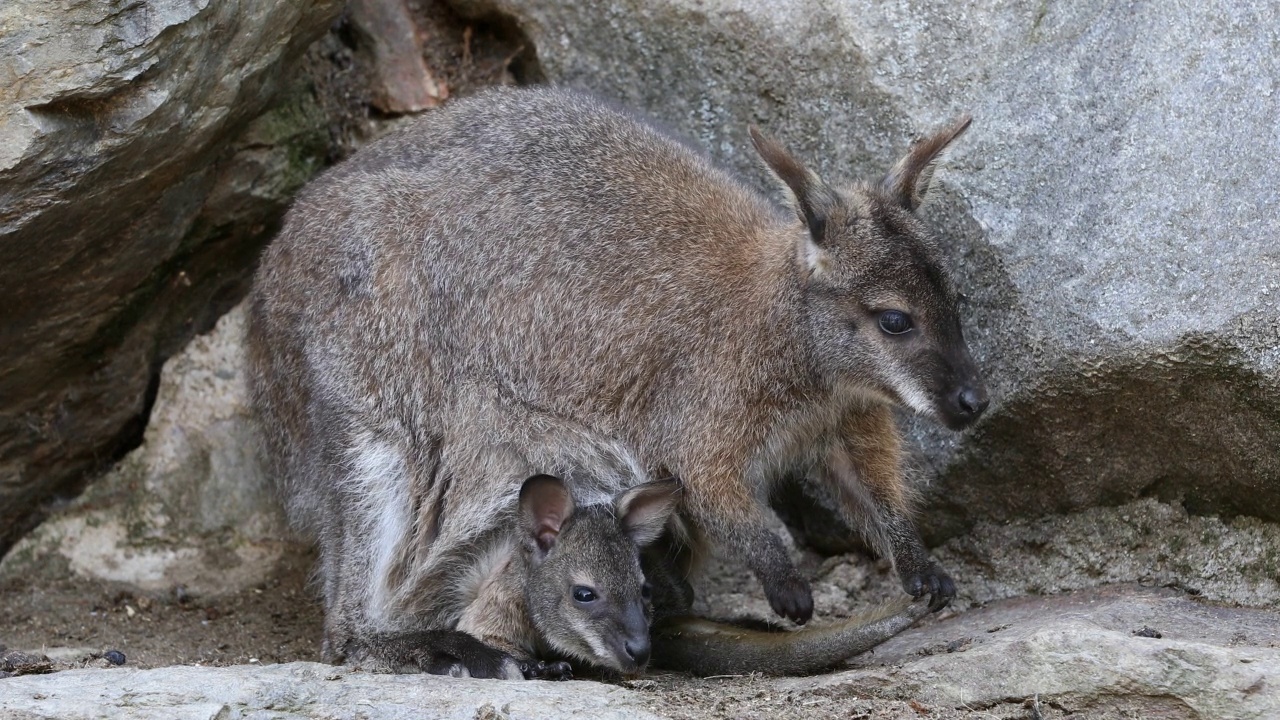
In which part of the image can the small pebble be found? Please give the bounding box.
[103,650,126,666]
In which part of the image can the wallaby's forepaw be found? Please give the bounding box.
[764,572,814,625]
[901,563,956,612]
[521,660,574,681]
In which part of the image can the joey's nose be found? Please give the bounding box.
[624,639,651,668]
[956,386,989,418]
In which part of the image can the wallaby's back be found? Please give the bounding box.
[251,88,797,479]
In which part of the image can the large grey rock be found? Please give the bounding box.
[456,0,1280,539]
[0,305,296,597]
[0,0,343,555]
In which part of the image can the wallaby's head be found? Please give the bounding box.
[519,474,681,674]
[750,118,988,430]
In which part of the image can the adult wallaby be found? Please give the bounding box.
[248,86,986,665]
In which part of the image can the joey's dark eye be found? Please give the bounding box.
[878,310,913,335]
[572,586,598,603]
[641,582,653,601]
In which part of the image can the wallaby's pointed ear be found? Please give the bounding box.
[750,126,840,248]
[881,114,972,212]
[519,474,575,561]
[614,478,682,548]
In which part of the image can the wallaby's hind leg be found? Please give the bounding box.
[306,453,364,663]
[316,529,348,662]
[832,406,955,611]
[349,630,527,679]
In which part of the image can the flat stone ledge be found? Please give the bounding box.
[0,661,665,720]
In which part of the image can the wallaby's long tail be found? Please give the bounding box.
[651,598,930,676]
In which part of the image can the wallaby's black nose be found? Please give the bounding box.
[957,386,989,417]
[624,639,651,668]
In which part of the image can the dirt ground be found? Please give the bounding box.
[0,548,323,671]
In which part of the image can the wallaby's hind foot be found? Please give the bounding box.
[351,630,525,680]
[651,598,931,676]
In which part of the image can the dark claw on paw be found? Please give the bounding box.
[765,574,814,625]
[522,660,573,681]
[903,564,956,613]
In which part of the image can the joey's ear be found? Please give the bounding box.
[519,474,575,560]
[750,126,841,248]
[614,479,682,548]
[881,114,972,212]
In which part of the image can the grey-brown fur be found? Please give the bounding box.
[246,85,985,669]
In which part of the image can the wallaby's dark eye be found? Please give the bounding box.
[641,582,653,601]
[572,586,598,603]
[878,310,913,335]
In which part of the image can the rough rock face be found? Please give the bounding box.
[0,0,343,555]
[0,306,298,597]
[453,0,1280,540]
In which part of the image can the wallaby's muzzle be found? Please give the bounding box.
[604,605,653,673]
[940,382,989,429]
[929,333,988,429]
[623,637,651,669]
